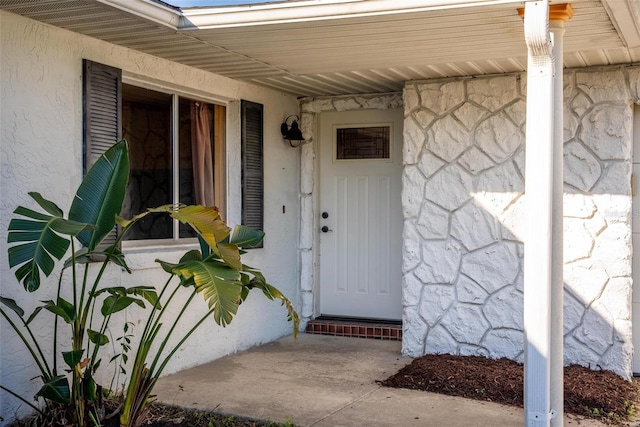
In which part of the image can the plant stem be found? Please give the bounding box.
[148,289,197,375]
[53,270,64,377]
[152,305,216,387]
[0,309,49,379]
[21,312,53,380]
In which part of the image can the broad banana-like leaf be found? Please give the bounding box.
[242,264,300,337]
[62,349,84,371]
[151,205,229,258]
[64,246,131,273]
[42,298,75,323]
[0,296,25,318]
[228,225,265,248]
[83,375,98,401]
[115,210,151,229]
[87,329,109,346]
[198,235,212,259]
[68,139,129,251]
[101,295,144,316]
[94,285,160,309]
[172,260,243,326]
[218,243,241,270]
[36,375,70,404]
[8,197,95,292]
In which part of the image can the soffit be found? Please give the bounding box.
[1,0,638,97]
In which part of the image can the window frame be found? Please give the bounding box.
[332,122,395,164]
[121,77,229,246]
[82,60,230,249]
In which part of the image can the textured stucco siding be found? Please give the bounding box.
[401,68,640,379]
[0,11,300,423]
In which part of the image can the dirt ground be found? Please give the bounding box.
[380,353,639,425]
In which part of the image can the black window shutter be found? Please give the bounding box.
[83,59,122,249]
[83,59,122,171]
[241,100,264,248]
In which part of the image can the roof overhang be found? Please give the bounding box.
[3,0,640,97]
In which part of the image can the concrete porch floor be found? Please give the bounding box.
[153,334,606,426]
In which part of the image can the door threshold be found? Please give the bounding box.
[306,316,402,341]
[315,315,401,325]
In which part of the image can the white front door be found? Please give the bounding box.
[318,109,403,320]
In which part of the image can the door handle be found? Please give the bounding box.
[321,226,333,233]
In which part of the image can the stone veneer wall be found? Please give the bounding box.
[402,66,640,379]
[298,94,403,329]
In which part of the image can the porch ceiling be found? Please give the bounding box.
[1,0,639,97]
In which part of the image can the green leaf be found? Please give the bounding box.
[218,243,241,270]
[0,296,25,318]
[68,139,129,251]
[95,286,160,309]
[62,349,84,370]
[63,247,90,269]
[157,259,179,274]
[198,235,211,258]
[228,225,265,248]
[151,205,229,256]
[241,265,300,337]
[36,375,70,404]
[43,298,75,323]
[8,202,94,292]
[173,260,242,326]
[101,295,140,316]
[28,192,63,217]
[83,376,97,401]
[88,329,109,346]
[25,306,44,325]
[101,245,131,273]
[180,249,203,263]
[126,286,161,309]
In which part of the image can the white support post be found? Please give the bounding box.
[523,1,555,426]
[521,3,573,425]
[549,15,567,427]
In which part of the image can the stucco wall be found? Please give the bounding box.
[402,67,640,379]
[0,11,300,423]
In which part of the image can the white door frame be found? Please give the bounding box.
[296,94,404,329]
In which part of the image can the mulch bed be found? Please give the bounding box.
[380,354,639,424]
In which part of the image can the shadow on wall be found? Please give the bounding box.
[400,67,637,379]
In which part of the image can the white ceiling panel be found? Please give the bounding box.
[1,0,638,97]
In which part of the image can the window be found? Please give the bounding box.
[336,125,391,160]
[83,59,226,243]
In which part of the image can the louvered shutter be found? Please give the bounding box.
[241,100,264,248]
[83,59,122,248]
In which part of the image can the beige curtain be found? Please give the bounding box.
[191,101,215,207]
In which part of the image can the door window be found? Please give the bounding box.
[335,125,390,160]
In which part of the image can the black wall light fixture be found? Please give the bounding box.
[280,115,305,147]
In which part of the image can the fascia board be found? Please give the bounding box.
[96,0,182,29]
[177,0,526,30]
